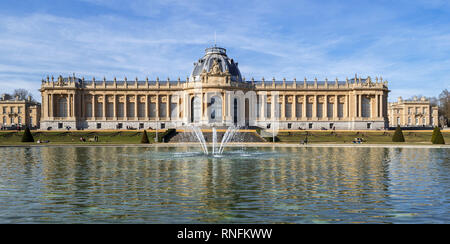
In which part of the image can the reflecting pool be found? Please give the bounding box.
[0,146,448,223]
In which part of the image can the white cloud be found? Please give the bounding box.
[0,1,449,103]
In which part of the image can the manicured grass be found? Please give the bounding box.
[0,131,164,145]
[0,130,449,145]
[271,131,450,144]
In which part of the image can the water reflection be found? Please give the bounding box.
[0,146,448,223]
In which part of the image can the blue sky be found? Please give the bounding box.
[0,0,449,102]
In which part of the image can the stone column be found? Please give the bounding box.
[312,95,317,118]
[324,95,328,119]
[103,94,107,119]
[346,95,350,118]
[358,94,362,118]
[113,94,117,119]
[334,95,338,119]
[292,95,297,120]
[167,94,170,120]
[379,94,383,118]
[67,94,70,118]
[302,96,306,119]
[281,95,286,120]
[124,95,128,121]
[72,93,76,118]
[156,95,159,120]
[134,95,138,120]
[145,95,149,119]
[92,94,96,120]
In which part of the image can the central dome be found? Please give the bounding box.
[190,46,243,82]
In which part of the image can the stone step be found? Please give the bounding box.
[168,131,265,143]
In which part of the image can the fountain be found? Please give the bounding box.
[185,125,241,155]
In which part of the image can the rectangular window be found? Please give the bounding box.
[170,103,177,118]
[86,103,92,117]
[266,102,271,118]
[285,103,292,118]
[139,103,146,117]
[296,102,302,118]
[159,102,167,118]
[160,123,165,129]
[288,123,292,129]
[96,102,103,117]
[308,123,313,129]
[276,103,281,118]
[306,103,312,118]
[117,103,124,118]
[327,103,333,118]
[267,123,271,129]
[139,123,144,129]
[97,123,101,129]
[338,103,344,118]
[18,107,22,114]
[127,102,135,117]
[2,107,5,114]
[423,108,427,114]
[367,123,372,129]
[415,108,419,114]
[58,123,63,129]
[317,103,323,118]
[117,123,123,129]
[2,117,6,125]
[107,103,114,117]
[149,103,156,118]
[329,123,334,129]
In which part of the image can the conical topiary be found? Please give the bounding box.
[392,125,405,142]
[21,127,34,142]
[431,126,445,144]
[141,130,149,144]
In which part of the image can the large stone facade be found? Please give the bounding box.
[0,95,41,130]
[39,46,390,130]
[388,96,438,127]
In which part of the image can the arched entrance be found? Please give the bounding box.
[191,96,201,123]
[58,97,67,118]
[233,98,238,125]
[209,96,222,123]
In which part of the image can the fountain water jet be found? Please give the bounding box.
[186,125,241,155]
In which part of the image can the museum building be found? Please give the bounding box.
[39,46,390,130]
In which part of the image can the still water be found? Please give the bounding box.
[0,146,448,224]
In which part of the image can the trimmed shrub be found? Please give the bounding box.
[141,130,149,144]
[392,125,405,142]
[431,127,445,144]
[21,127,34,142]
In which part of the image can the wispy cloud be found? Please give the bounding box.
[0,0,449,102]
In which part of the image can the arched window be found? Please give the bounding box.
[58,97,67,117]
[361,96,371,118]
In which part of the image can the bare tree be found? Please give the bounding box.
[438,89,450,126]
[1,93,12,100]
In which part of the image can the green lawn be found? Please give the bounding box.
[271,131,450,144]
[0,131,164,145]
[0,130,448,145]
